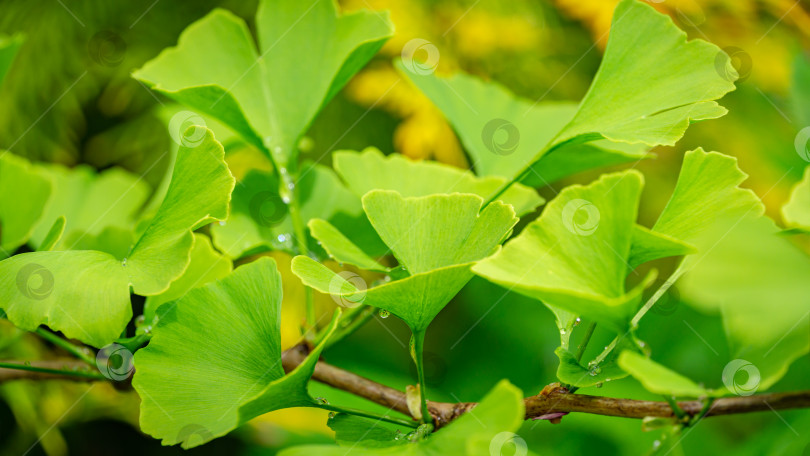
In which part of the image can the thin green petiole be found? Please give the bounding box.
[0,361,106,380]
[410,331,431,424]
[574,322,597,363]
[35,327,95,365]
[318,402,418,429]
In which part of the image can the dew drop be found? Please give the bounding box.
[653,440,661,449]
[379,310,390,319]
[315,397,329,405]
[281,195,291,204]
[595,382,603,388]
[277,234,287,243]
[560,328,566,335]
[328,412,337,419]
[574,317,581,326]
[286,182,295,191]
[218,221,226,226]
[121,258,127,267]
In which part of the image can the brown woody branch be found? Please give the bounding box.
[282,345,810,427]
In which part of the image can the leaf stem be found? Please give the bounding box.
[410,330,431,424]
[34,328,95,365]
[281,164,316,336]
[0,361,106,380]
[318,403,418,428]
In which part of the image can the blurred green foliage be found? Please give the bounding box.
[1,0,809,455]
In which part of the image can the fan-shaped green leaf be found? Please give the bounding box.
[554,0,735,148]
[782,166,810,230]
[473,171,654,332]
[292,191,517,332]
[333,148,543,216]
[0,127,234,346]
[133,1,393,165]
[618,351,710,397]
[0,153,51,256]
[134,257,340,449]
[397,63,650,185]
[279,380,529,456]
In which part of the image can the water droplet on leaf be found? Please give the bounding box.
[379,310,390,319]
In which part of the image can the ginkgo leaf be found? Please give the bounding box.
[29,164,150,250]
[473,171,654,333]
[292,191,517,332]
[782,166,810,230]
[133,1,393,165]
[333,148,543,216]
[679,215,810,391]
[399,0,732,188]
[143,233,232,321]
[397,63,651,185]
[134,257,340,449]
[627,148,762,268]
[0,127,234,346]
[618,351,710,398]
[0,33,22,85]
[279,380,529,456]
[554,0,735,148]
[210,162,364,258]
[0,153,51,256]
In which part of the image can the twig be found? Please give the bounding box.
[282,344,810,428]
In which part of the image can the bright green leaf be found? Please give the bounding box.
[292,191,517,332]
[554,0,735,148]
[327,414,407,449]
[618,351,710,397]
[134,257,340,449]
[133,1,393,165]
[0,153,51,255]
[37,216,65,252]
[0,127,234,346]
[473,171,654,332]
[333,148,543,216]
[397,63,650,185]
